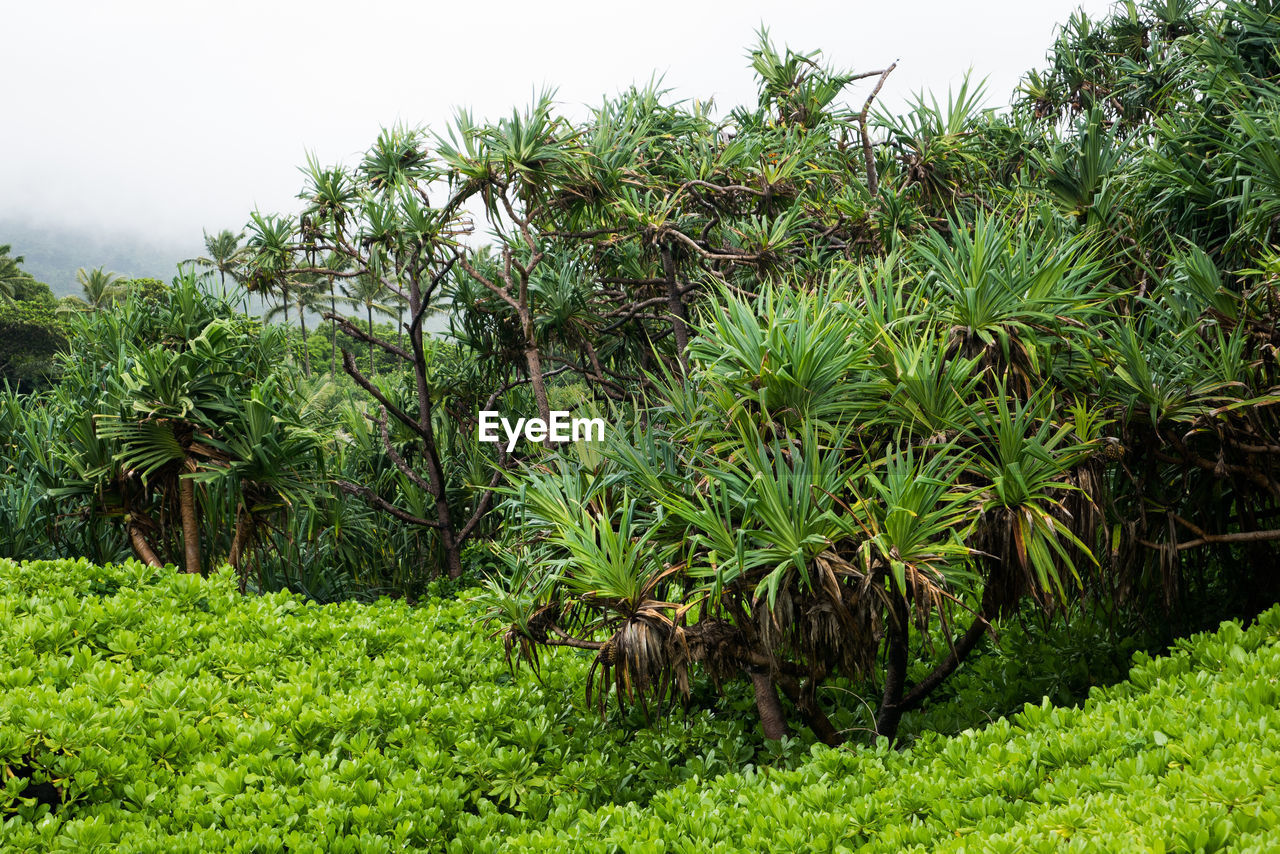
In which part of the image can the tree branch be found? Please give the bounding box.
[334,480,443,528]
[859,62,897,197]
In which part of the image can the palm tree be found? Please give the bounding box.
[341,272,397,375]
[189,229,246,300]
[265,276,327,376]
[76,266,121,309]
[319,252,351,375]
[0,245,35,302]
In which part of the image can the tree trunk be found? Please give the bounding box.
[228,508,253,593]
[519,308,552,431]
[178,470,201,575]
[899,612,990,714]
[128,523,163,569]
[750,668,789,741]
[299,299,311,376]
[874,588,911,741]
[367,304,376,376]
[779,674,842,746]
[445,541,464,579]
[661,244,690,375]
[329,280,338,375]
[405,280,460,576]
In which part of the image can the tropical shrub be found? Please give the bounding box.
[0,276,324,587]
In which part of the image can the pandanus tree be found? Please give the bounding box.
[41,274,323,590]
[476,1,1280,745]
[218,2,1280,740]
[480,222,1116,743]
[242,126,510,578]
[441,92,581,427]
[245,37,900,575]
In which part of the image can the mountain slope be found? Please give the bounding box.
[0,218,200,297]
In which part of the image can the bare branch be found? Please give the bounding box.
[334,480,443,528]
[859,61,897,196]
[340,349,423,437]
[377,407,435,495]
[326,313,414,362]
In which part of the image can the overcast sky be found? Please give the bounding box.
[2,0,1117,248]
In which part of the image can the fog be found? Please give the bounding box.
[1,0,1115,249]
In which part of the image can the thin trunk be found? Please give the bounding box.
[299,299,311,376]
[874,588,911,741]
[228,508,253,593]
[750,668,789,741]
[329,278,338,375]
[661,245,690,375]
[367,304,375,376]
[519,307,552,431]
[405,278,459,576]
[178,471,201,575]
[128,523,162,569]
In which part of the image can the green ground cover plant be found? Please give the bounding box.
[4,0,1280,846]
[1,557,1276,852]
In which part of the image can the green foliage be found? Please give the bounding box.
[0,299,66,392]
[0,558,761,851]
[0,557,1276,852]
[504,604,1280,852]
[8,0,1280,767]
[114,276,169,305]
[474,0,1280,744]
[893,601,1153,739]
[0,275,325,583]
[0,247,65,392]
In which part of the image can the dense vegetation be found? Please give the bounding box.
[0,245,65,393]
[4,0,1280,841]
[0,557,1276,852]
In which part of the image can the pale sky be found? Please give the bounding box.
[2,0,1117,247]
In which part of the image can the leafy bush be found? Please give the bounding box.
[0,293,66,392]
[508,605,1280,852]
[0,558,759,852]
[2,557,1277,852]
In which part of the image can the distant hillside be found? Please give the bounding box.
[0,216,452,333]
[0,218,202,298]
